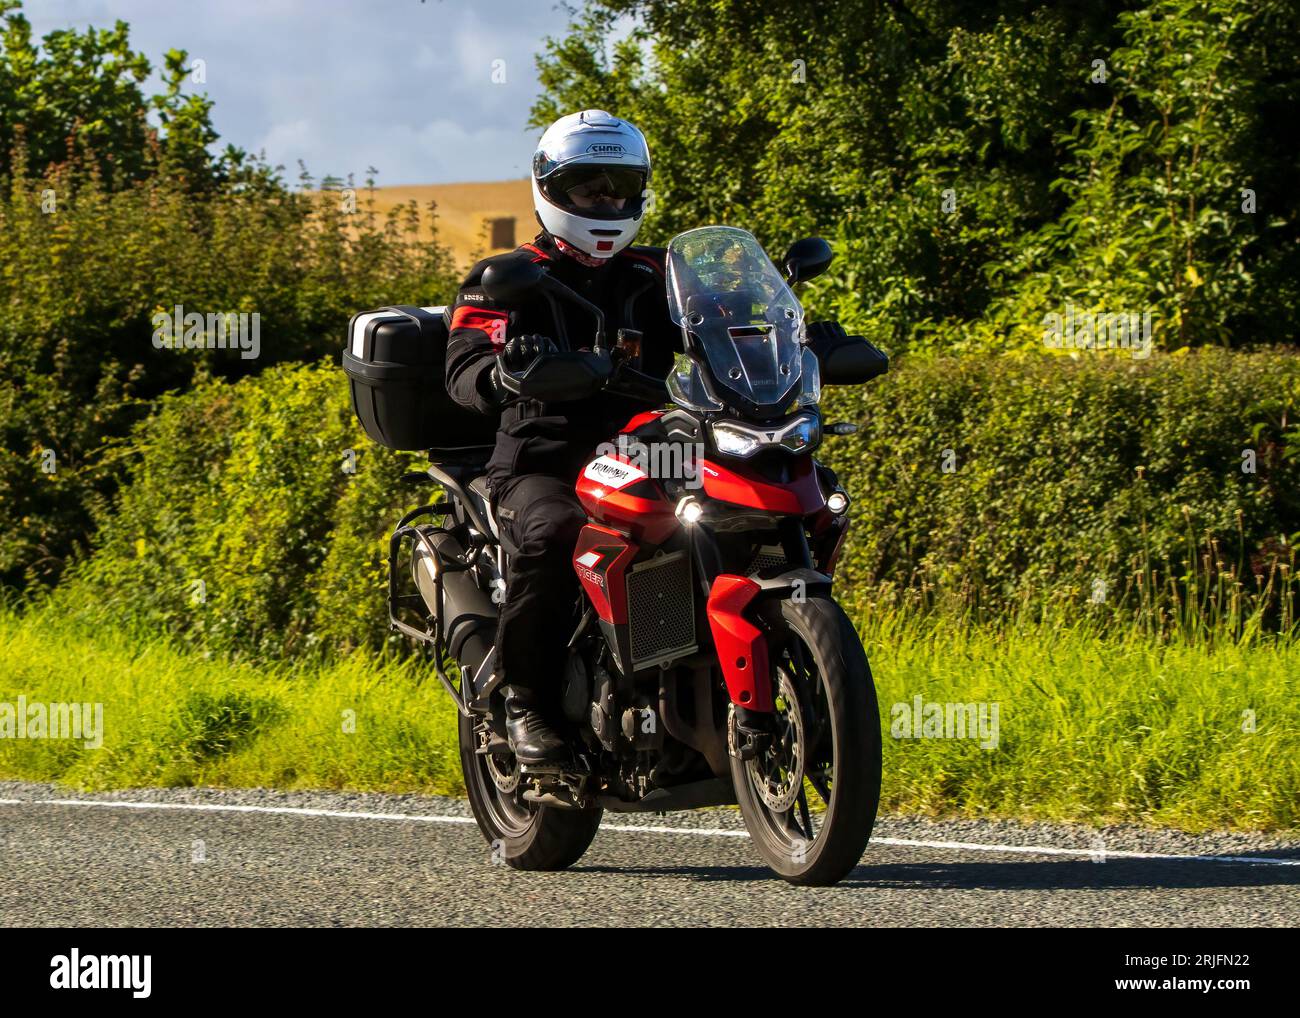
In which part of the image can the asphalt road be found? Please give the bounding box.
[1,782,1296,927]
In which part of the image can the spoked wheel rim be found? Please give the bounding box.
[471,730,536,837]
[743,634,834,854]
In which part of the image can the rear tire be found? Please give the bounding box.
[731,595,881,886]
[458,710,602,870]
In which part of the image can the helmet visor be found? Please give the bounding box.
[539,164,647,220]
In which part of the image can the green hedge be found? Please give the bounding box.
[0,159,458,590]
[819,347,1300,634]
[47,347,1300,662]
[55,361,428,661]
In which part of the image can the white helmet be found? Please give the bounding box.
[531,109,652,260]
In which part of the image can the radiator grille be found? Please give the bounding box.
[746,545,788,576]
[626,551,696,669]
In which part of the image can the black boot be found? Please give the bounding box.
[503,686,568,765]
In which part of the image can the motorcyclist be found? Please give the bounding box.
[445,110,679,764]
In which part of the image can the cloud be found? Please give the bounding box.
[22,0,578,184]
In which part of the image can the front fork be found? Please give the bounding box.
[689,511,835,739]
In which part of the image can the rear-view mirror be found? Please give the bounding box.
[781,237,834,284]
[481,255,546,304]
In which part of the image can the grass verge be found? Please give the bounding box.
[0,607,463,795]
[1,606,1296,833]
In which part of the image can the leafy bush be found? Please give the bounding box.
[0,0,228,188]
[50,348,1300,663]
[0,157,458,589]
[820,346,1300,637]
[54,361,430,661]
[0,0,462,589]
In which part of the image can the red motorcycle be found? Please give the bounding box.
[350,227,889,885]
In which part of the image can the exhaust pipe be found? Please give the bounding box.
[411,527,498,696]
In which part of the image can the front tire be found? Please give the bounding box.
[731,595,881,886]
[458,711,602,870]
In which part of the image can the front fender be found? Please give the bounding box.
[749,566,832,599]
[706,568,834,713]
[706,575,773,712]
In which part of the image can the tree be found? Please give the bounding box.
[533,0,1300,350]
[0,0,222,187]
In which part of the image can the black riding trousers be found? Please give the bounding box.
[490,473,587,701]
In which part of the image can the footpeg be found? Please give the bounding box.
[520,764,591,810]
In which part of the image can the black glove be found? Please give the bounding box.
[501,334,557,371]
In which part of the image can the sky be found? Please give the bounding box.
[22,0,591,185]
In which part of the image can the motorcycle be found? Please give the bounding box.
[380,226,889,885]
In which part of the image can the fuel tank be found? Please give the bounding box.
[574,418,680,545]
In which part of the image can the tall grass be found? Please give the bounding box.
[840,509,1300,651]
[0,606,462,794]
[1,604,1295,833]
[861,610,1299,832]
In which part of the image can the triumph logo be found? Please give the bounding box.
[582,454,648,489]
[589,438,705,490]
[49,949,151,998]
[587,460,634,480]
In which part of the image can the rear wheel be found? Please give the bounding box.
[731,595,881,886]
[458,710,602,870]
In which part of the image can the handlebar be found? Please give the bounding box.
[495,347,669,406]
[495,348,611,402]
[604,360,670,405]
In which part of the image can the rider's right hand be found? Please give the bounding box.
[501,334,558,371]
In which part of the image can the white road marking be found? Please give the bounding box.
[3,797,1297,867]
[30,798,476,825]
[870,837,1300,868]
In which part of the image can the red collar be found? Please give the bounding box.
[553,236,610,269]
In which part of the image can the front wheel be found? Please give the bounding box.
[731,595,881,886]
[458,711,602,870]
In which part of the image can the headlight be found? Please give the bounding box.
[711,421,765,458]
[776,414,820,453]
[675,496,704,524]
[709,413,821,459]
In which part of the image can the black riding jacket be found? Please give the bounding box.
[445,231,682,484]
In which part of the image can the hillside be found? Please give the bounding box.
[359,179,534,274]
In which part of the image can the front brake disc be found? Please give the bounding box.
[746,668,805,813]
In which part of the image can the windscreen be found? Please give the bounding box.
[665,226,807,414]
